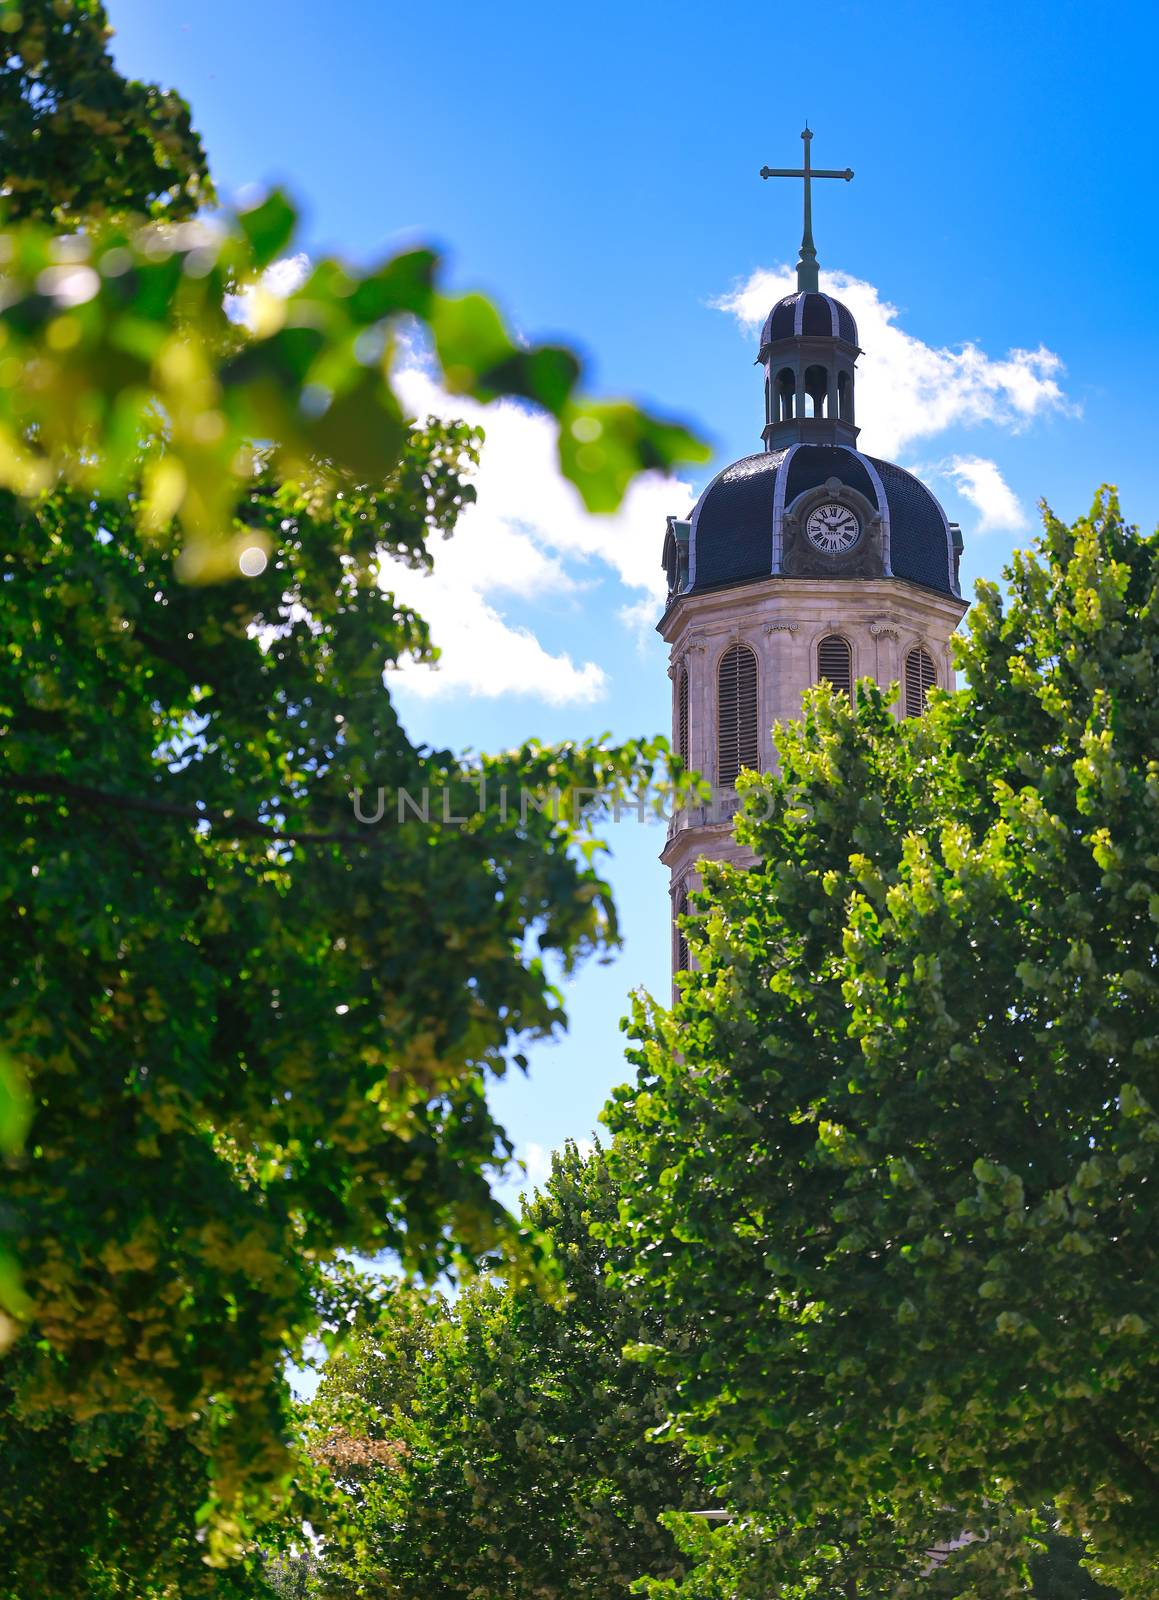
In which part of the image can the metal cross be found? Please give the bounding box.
[760,128,853,293]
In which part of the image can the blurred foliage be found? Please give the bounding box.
[603,491,1159,1591]
[0,0,708,558]
[0,0,709,559]
[0,1,705,1590]
[0,204,710,558]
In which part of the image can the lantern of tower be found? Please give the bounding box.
[662,136,967,974]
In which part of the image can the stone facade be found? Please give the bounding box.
[661,574,967,964]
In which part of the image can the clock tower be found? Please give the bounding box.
[661,132,968,972]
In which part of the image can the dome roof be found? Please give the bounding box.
[683,443,960,599]
[759,291,858,352]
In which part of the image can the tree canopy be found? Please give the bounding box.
[0,3,704,1588]
[295,1143,702,1599]
[0,0,211,223]
[1,442,687,1572]
[291,1151,1112,1600]
[603,491,1159,1591]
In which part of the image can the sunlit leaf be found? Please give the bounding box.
[236,188,297,271]
[0,1052,30,1157]
[558,400,712,513]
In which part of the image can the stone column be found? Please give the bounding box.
[870,620,903,712]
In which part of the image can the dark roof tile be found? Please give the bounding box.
[689,452,782,590]
[685,444,957,599]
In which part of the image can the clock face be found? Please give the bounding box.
[805,501,860,554]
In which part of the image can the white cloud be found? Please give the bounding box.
[224,251,311,325]
[940,455,1030,533]
[617,591,663,647]
[227,259,691,704]
[519,1142,557,1190]
[385,358,692,702]
[714,266,1073,459]
[262,254,312,297]
[387,565,607,704]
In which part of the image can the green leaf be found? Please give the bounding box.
[474,345,581,415]
[303,370,409,483]
[348,249,439,322]
[429,291,520,392]
[558,400,712,513]
[0,1248,31,1319]
[236,188,298,271]
[0,1052,30,1157]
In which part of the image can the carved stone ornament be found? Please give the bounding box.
[869,618,901,639]
[780,482,884,581]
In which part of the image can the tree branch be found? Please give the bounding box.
[1102,1431,1159,1506]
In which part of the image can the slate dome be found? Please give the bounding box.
[661,226,963,612]
[759,291,858,352]
[685,443,961,599]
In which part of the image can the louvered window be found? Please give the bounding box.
[817,634,852,697]
[674,882,689,972]
[718,643,759,786]
[905,646,937,717]
[675,666,689,763]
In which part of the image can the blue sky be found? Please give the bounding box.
[111,0,1159,1199]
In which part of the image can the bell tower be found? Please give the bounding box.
[661,133,968,973]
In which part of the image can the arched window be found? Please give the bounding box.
[675,665,689,763]
[775,368,795,422]
[905,646,937,717]
[718,642,759,786]
[817,633,852,697]
[837,370,851,421]
[673,880,690,973]
[804,363,828,419]
[764,375,772,425]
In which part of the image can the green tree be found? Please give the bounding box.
[603,492,1159,1589]
[299,1144,703,1599]
[0,3,706,1587]
[0,1384,273,1598]
[0,0,211,223]
[0,438,688,1589]
[295,1159,1108,1600]
[1028,1527,1124,1600]
[634,1505,1048,1600]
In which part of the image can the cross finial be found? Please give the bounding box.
[760,129,853,293]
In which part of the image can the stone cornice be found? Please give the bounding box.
[660,575,968,647]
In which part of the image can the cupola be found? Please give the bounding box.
[660,129,964,609]
[758,289,860,450]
